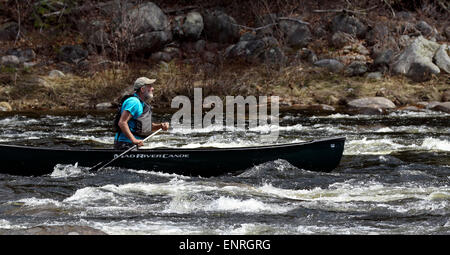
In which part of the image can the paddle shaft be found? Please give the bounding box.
[90,128,163,171]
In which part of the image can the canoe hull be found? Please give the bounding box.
[0,137,345,176]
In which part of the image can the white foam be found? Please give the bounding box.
[421,137,450,151]
[309,110,450,120]
[63,186,119,206]
[344,137,409,155]
[61,180,296,216]
[0,219,13,229]
[388,109,450,118]
[375,127,394,133]
[61,135,113,144]
[85,219,208,235]
[255,181,449,204]
[50,163,90,178]
[64,179,213,205]
[169,125,232,134]
[11,197,62,207]
[0,116,39,125]
[127,169,190,179]
[428,191,450,200]
[210,196,293,213]
[225,223,280,235]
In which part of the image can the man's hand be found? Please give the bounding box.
[161,122,170,131]
[132,138,144,147]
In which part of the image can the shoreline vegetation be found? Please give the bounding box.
[0,0,449,115]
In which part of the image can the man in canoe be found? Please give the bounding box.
[114,77,169,150]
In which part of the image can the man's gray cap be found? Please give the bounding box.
[134,77,156,90]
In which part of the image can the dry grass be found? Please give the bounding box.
[1,59,448,111]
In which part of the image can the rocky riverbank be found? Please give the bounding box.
[0,1,449,114]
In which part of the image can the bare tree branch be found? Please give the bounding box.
[278,17,310,25]
[14,0,21,46]
[382,0,396,17]
[230,17,309,32]
[313,5,377,15]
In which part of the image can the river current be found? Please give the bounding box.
[0,109,448,235]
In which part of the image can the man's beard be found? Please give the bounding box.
[143,92,153,101]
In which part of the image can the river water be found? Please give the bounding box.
[0,109,448,235]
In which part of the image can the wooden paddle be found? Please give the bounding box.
[89,128,163,172]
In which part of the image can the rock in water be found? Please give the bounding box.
[347,97,396,114]
[431,102,450,113]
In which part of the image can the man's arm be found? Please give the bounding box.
[118,110,144,147]
[152,122,169,131]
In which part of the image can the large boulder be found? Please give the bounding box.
[331,14,367,38]
[126,2,169,34]
[133,31,172,53]
[124,2,172,53]
[313,59,344,73]
[348,97,396,109]
[0,22,19,41]
[182,11,204,40]
[345,61,368,76]
[1,55,20,67]
[0,102,12,112]
[279,18,312,48]
[366,24,389,45]
[430,102,450,113]
[226,35,285,65]
[58,45,88,64]
[373,49,394,71]
[226,38,265,60]
[254,13,278,37]
[445,26,450,40]
[441,90,450,102]
[415,21,434,37]
[5,48,36,63]
[347,97,396,114]
[331,31,355,48]
[298,48,318,64]
[406,62,434,82]
[434,44,450,74]
[203,10,240,44]
[391,36,441,81]
[260,45,286,66]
